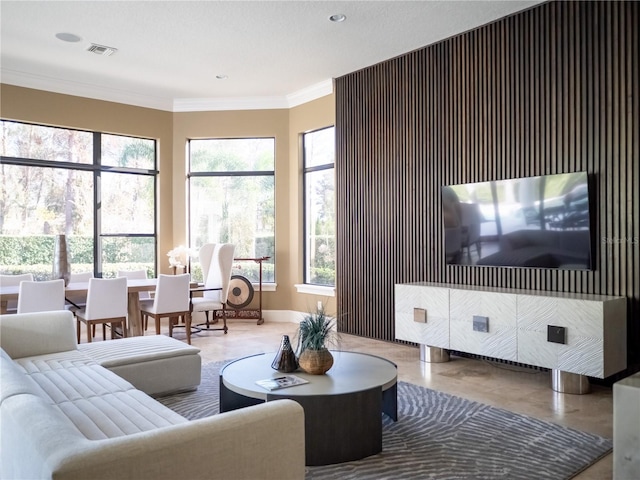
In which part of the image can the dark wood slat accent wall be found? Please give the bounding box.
[335,1,640,370]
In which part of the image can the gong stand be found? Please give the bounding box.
[218,256,270,325]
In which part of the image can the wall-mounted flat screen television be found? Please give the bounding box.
[442,172,592,270]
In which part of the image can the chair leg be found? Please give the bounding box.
[104,323,108,340]
[76,319,81,344]
[155,315,161,335]
[185,313,192,345]
[222,306,228,334]
[122,319,127,338]
[86,321,92,343]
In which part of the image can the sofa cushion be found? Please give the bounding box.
[22,365,136,404]
[79,335,202,396]
[78,334,200,367]
[0,349,47,403]
[14,349,96,373]
[57,390,187,440]
[0,310,78,359]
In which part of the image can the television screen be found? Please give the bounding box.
[442,172,592,270]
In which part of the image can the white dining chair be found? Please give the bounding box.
[192,243,235,334]
[140,274,192,344]
[65,271,93,312]
[75,277,128,343]
[17,279,66,314]
[0,273,34,313]
[117,269,153,326]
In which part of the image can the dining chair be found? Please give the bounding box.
[194,243,217,324]
[75,277,128,343]
[140,274,192,344]
[65,271,93,312]
[0,273,34,313]
[192,243,235,334]
[17,279,66,314]
[117,269,153,329]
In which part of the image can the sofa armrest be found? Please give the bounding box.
[4,396,305,480]
[0,311,78,359]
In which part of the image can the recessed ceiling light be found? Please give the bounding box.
[55,32,82,43]
[216,74,228,80]
[329,14,346,23]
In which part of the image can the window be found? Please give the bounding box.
[188,138,275,283]
[0,120,157,279]
[303,127,335,286]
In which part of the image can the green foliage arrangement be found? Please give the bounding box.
[295,305,338,354]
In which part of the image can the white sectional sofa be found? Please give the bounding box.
[1,311,305,480]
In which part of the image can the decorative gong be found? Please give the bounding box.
[226,274,255,309]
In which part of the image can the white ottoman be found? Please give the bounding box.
[613,371,640,480]
[79,335,201,396]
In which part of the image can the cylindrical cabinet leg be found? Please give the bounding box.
[551,369,590,394]
[420,345,450,363]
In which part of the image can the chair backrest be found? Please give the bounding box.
[17,279,66,314]
[0,273,34,311]
[66,271,93,307]
[198,244,216,284]
[69,271,93,283]
[117,269,151,300]
[84,277,128,320]
[151,274,190,314]
[203,243,235,302]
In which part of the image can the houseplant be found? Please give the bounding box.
[295,305,338,375]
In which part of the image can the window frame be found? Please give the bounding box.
[186,137,276,284]
[0,120,158,278]
[302,126,336,287]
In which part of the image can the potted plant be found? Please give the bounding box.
[295,305,338,375]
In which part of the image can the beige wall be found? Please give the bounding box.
[0,84,336,313]
[287,95,336,314]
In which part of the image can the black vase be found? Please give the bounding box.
[271,335,298,373]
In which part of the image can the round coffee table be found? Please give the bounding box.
[219,351,397,466]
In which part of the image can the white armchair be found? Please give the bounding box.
[192,243,235,334]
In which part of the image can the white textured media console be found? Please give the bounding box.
[395,282,627,391]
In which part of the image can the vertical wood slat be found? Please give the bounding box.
[335,1,640,370]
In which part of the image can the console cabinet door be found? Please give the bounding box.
[394,284,449,348]
[517,294,626,378]
[449,289,517,361]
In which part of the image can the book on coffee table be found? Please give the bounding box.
[255,374,309,391]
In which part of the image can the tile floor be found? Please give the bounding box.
[101,318,614,479]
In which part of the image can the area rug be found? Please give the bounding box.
[157,361,612,480]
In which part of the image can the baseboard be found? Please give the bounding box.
[263,310,304,323]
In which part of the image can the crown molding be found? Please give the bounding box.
[172,79,334,112]
[0,68,174,111]
[1,67,333,113]
[285,79,334,108]
[172,95,289,112]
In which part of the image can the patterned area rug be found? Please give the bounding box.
[157,361,612,480]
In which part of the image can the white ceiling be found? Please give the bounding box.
[0,0,543,112]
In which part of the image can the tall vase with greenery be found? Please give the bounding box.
[296,305,337,375]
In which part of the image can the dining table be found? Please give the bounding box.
[1,279,223,338]
[0,278,157,337]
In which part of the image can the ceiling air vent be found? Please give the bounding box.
[86,43,117,56]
